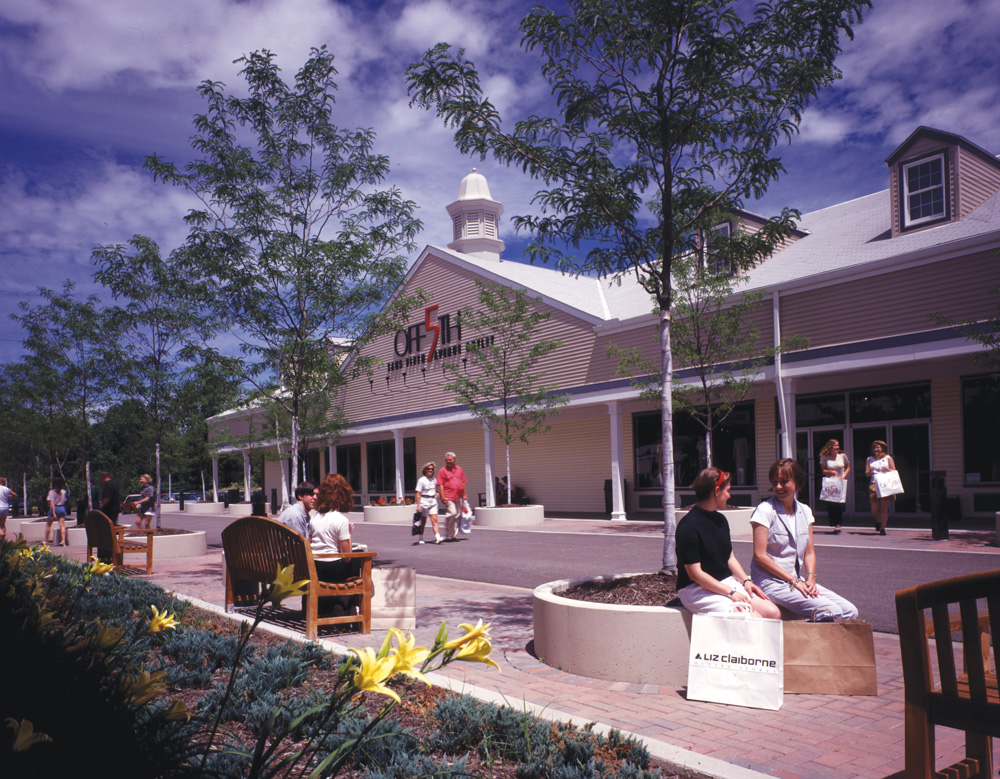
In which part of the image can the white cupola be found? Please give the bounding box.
[446,169,505,261]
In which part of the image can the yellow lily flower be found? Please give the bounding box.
[349,646,401,703]
[5,718,53,751]
[266,564,309,607]
[123,669,166,706]
[88,558,115,576]
[388,628,431,684]
[69,620,126,653]
[146,604,180,634]
[442,619,490,651]
[164,699,192,722]
[454,635,500,672]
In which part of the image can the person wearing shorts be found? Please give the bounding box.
[414,462,441,544]
[135,474,156,530]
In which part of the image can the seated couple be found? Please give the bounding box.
[676,461,857,621]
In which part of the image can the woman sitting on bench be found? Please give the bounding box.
[310,473,360,614]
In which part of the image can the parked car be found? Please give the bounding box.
[120,494,142,515]
[159,493,179,503]
[180,492,203,504]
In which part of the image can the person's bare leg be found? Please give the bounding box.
[58,516,66,546]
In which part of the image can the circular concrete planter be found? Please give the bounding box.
[58,526,209,558]
[533,573,692,687]
[180,502,224,515]
[363,504,415,523]
[475,504,544,527]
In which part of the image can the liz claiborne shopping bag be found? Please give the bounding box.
[782,620,877,695]
[459,499,473,535]
[819,476,847,503]
[874,470,904,498]
[687,611,784,710]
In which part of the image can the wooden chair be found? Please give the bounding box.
[221,516,376,639]
[895,569,999,779]
[84,510,156,574]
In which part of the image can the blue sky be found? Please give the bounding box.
[2,0,999,363]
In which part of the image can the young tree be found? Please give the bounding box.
[11,282,122,498]
[407,0,869,572]
[445,280,568,504]
[146,47,423,504]
[93,235,217,525]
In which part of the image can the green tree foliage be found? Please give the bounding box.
[146,47,423,504]
[407,0,869,571]
[444,280,569,502]
[93,236,218,522]
[10,282,122,497]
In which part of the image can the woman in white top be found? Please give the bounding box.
[0,477,18,540]
[750,459,858,620]
[310,473,359,613]
[818,439,850,534]
[414,462,441,545]
[46,477,68,547]
[865,440,895,536]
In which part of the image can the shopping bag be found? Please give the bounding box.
[687,611,783,710]
[411,511,424,536]
[819,476,847,503]
[874,470,904,498]
[459,499,473,535]
[783,620,877,695]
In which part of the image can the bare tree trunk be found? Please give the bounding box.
[505,442,512,507]
[155,443,162,530]
[660,311,677,573]
[704,429,713,468]
[86,461,93,511]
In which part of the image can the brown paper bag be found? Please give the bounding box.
[782,620,877,695]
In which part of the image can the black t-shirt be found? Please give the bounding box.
[675,505,733,589]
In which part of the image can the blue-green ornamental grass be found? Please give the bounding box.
[1,537,664,778]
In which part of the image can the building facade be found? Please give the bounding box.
[210,128,1000,521]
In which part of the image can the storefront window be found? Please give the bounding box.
[336,444,361,492]
[963,376,1000,484]
[633,404,756,489]
[365,438,417,493]
[849,384,930,423]
[795,394,845,427]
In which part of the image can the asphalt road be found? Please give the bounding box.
[160,512,999,634]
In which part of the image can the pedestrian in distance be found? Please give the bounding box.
[0,477,17,540]
[436,451,467,541]
[414,462,442,544]
[818,438,850,534]
[46,477,69,547]
[865,440,895,536]
[99,470,122,525]
[134,474,157,530]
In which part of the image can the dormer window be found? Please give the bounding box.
[900,151,950,229]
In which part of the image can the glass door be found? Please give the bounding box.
[889,423,930,514]
[853,426,886,517]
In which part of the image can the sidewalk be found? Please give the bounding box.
[49,520,997,779]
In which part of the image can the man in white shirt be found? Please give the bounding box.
[276,482,315,538]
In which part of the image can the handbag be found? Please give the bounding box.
[783,620,877,695]
[687,610,784,710]
[819,476,847,503]
[411,510,424,536]
[459,499,473,535]
[874,470,903,498]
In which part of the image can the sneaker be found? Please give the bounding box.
[417,538,425,545]
[435,535,443,544]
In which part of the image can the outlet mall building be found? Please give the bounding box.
[209,127,1000,522]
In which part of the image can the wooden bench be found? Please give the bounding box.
[221,516,376,639]
[895,569,999,779]
[85,510,155,574]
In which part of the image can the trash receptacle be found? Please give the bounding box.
[76,499,87,523]
[251,491,266,517]
[178,493,185,511]
[929,470,948,540]
[270,488,279,516]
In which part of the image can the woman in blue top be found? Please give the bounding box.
[750,459,857,621]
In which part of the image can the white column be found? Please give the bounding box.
[773,291,795,459]
[212,457,219,503]
[328,443,335,478]
[608,402,627,521]
[483,423,496,507]
[242,451,251,502]
[393,429,405,500]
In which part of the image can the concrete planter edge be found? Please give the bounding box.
[474,504,544,527]
[533,572,692,688]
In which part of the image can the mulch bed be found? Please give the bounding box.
[559,571,681,607]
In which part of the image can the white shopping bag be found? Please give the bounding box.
[687,611,784,710]
[819,476,847,503]
[874,470,904,498]
[459,499,473,535]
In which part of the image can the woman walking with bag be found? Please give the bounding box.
[865,440,895,536]
[818,439,849,534]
